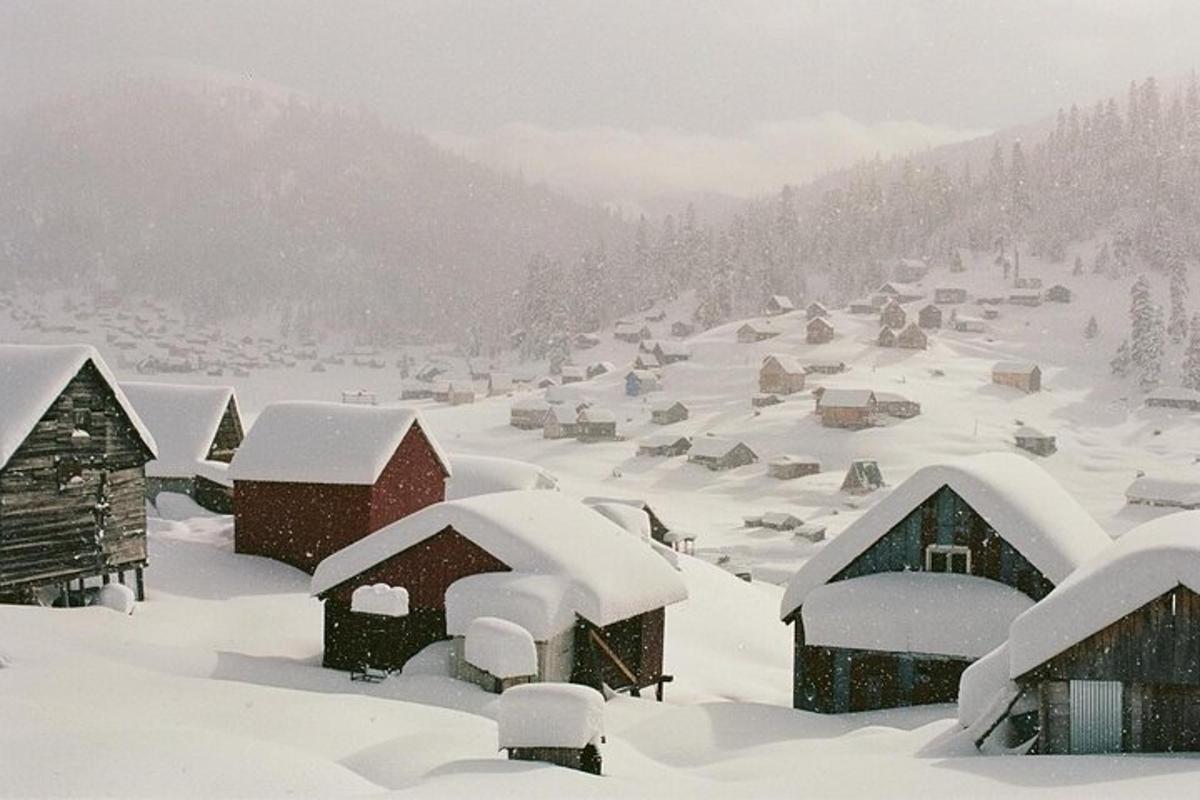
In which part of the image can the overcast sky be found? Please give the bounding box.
[4,1,1198,207]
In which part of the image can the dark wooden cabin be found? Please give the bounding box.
[230,403,450,573]
[0,345,157,605]
[780,453,1111,714]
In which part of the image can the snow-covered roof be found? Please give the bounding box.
[121,382,236,479]
[655,341,689,356]
[1124,476,1200,506]
[498,683,605,750]
[738,320,776,333]
[579,408,616,424]
[768,295,795,309]
[803,573,1034,658]
[0,344,156,469]
[874,391,914,404]
[560,365,587,379]
[807,316,833,328]
[957,643,1017,730]
[993,361,1038,375]
[229,402,449,485]
[640,433,691,448]
[770,454,819,465]
[546,405,579,424]
[1008,510,1200,678]
[1014,425,1051,439]
[445,453,558,500]
[1147,386,1200,403]
[762,354,805,373]
[589,502,651,541]
[447,572,574,640]
[689,436,750,459]
[311,492,688,627]
[465,616,537,678]
[781,452,1112,620]
[649,399,686,412]
[510,396,550,412]
[818,388,876,408]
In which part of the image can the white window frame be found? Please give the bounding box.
[925,543,971,574]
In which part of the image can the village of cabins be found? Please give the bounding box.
[4,262,1200,773]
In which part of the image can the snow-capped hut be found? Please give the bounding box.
[653,341,691,364]
[918,304,943,329]
[400,380,435,400]
[1044,284,1072,303]
[670,320,695,338]
[0,345,157,605]
[500,683,606,774]
[1146,386,1200,412]
[649,400,689,425]
[1014,426,1056,456]
[230,403,450,574]
[849,298,881,315]
[893,258,929,283]
[736,320,779,343]
[573,332,601,350]
[894,323,928,349]
[759,354,807,395]
[633,352,662,370]
[977,512,1200,753]
[614,322,652,343]
[780,453,1111,714]
[806,302,829,320]
[687,437,758,471]
[487,373,514,396]
[806,316,835,344]
[120,382,244,513]
[586,361,615,379]
[1124,476,1200,509]
[877,326,899,348]
[543,406,582,440]
[1009,292,1043,307]
[874,392,921,419]
[576,408,618,442]
[764,295,796,316]
[581,496,676,547]
[840,460,884,494]
[637,433,692,458]
[880,300,907,330]
[625,370,661,397]
[768,455,821,480]
[805,360,846,375]
[560,365,587,384]
[510,396,551,430]
[934,288,968,304]
[993,362,1042,393]
[954,317,987,333]
[309,492,688,697]
[816,388,877,429]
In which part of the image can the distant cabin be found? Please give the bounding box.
[560,365,587,384]
[653,341,690,364]
[1009,292,1043,307]
[806,317,835,345]
[447,387,475,406]
[765,295,796,316]
[893,259,929,283]
[880,300,907,330]
[977,513,1200,754]
[1014,426,1056,456]
[1125,476,1200,509]
[918,304,942,330]
[934,288,968,304]
[816,388,877,429]
[576,408,618,442]
[993,362,1042,393]
[768,455,821,480]
[806,302,830,321]
[121,382,244,513]
[752,393,783,408]
[614,322,653,343]
[1014,276,1043,290]
[805,360,846,375]
[1044,284,1072,303]
[309,492,688,697]
[840,460,884,494]
[874,392,921,418]
[230,403,450,574]
[543,406,581,440]
[625,370,661,397]
[759,355,807,395]
[0,345,157,605]
[400,380,435,400]
[687,437,758,471]
[638,339,659,354]
[876,282,902,297]
[896,323,929,350]
[737,320,780,343]
[670,321,695,338]
[953,317,987,333]
[780,453,1111,714]
[638,434,692,458]
[634,352,662,370]
[760,512,804,531]
[877,327,899,348]
[510,397,550,430]
[488,373,514,396]
[585,361,614,379]
[649,401,689,425]
[849,298,881,315]
[431,382,452,403]
[1146,386,1200,412]
[573,332,601,350]
[645,308,667,322]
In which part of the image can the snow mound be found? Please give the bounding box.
[445,453,558,500]
[96,583,136,615]
[446,572,574,640]
[498,683,605,749]
[350,584,409,617]
[957,643,1017,729]
[465,617,538,679]
[588,502,652,541]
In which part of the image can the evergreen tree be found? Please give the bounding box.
[1073,255,1084,276]
[1142,303,1166,388]
[1129,275,1154,372]
[1093,242,1111,275]
[1168,258,1189,344]
[1183,313,1200,389]
[1084,315,1099,339]
[1111,338,1132,377]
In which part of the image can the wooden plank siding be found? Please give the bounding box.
[205,397,244,463]
[0,362,151,599]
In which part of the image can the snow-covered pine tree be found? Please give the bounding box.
[1130,275,1154,371]
[1141,303,1166,388]
[1093,242,1110,275]
[1183,313,1200,389]
[1168,257,1189,344]
[1073,255,1084,276]
[1084,315,1099,339]
[1111,338,1132,377]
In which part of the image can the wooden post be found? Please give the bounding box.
[117,570,126,585]
[135,567,145,601]
[102,572,111,585]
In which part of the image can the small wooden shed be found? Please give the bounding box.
[806,302,829,320]
[768,455,821,480]
[765,295,796,316]
[737,320,780,343]
[759,354,807,395]
[649,400,689,425]
[510,397,551,430]
[880,300,907,330]
[993,362,1042,393]
[806,317,834,344]
[934,288,968,304]
[874,392,921,419]
[816,389,878,429]
[918,304,943,329]
[841,460,885,494]
[687,437,758,471]
[625,370,661,397]
[576,408,618,442]
[543,406,582,440]
[653,341,690,364]
[1014,426,1056,456]
[637,434,692,458]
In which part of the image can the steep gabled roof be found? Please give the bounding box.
[993,361,1039,375]
[818,388,876,408]
[229,402,450,485]
[0,344,157,469]
[780,452,1111,620]
[762,353,805,374]
[121,382,237,478]
[689,436,753,459]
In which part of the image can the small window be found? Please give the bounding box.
[925,544,971,574]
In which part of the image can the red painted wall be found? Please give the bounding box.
[369,422,447,531]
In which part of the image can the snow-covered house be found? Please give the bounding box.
[806,301,829,320]
[1014,426,1056,456]
[625,370,661,397]
[229,403,451,574]
[966,512,1200,754]
[400,379,435,400]
[893,323,927,349]
[1124,475,1200,509]
[880,299,907,330]
[816,388,878,429]
[759,354,807,395]
[764,295,796,316]
[543,406,582,440]
[576,408,618,442]
[993,362,1042,393]
[918,304,943,329]
[877,326,899,348]
[510,396,551,430]
[444,454,558,501]
[649,400,689,425]
[614,322,652,343]
[687,437,758,471]
[560,365,588,384]
[634,352,662,370]
[586,361,615,379]
[736,320,779,343]
[768,455,821,480]
[934,288,968,304]
[309,492,688,696]
[121,382,244,513]
[1044,284,1072,303]
[1146,386,1200,412]
[637,433,692,458]
[893,258,929,283]
[874,391,921,419]
[840,459,884,494]
[1009,292,1043,307]
[806,316,834,344]
[653,341,691,364]
[780,453,1111,714]
[670,320,695,338]
[0,345,157,605]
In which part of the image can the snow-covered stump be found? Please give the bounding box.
[498,683,605,775]
[457,617,537,693]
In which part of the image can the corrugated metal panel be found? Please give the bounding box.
[1070,680,1123,753]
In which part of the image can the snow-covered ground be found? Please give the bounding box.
[5,248,1200,795]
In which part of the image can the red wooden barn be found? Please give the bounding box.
[309,491,688,696]
[230,402,451,573]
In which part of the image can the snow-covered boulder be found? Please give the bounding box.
[498,683,605,750]
[464,617,537,679]
[350,584,409,617]
[96,583,136,615]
